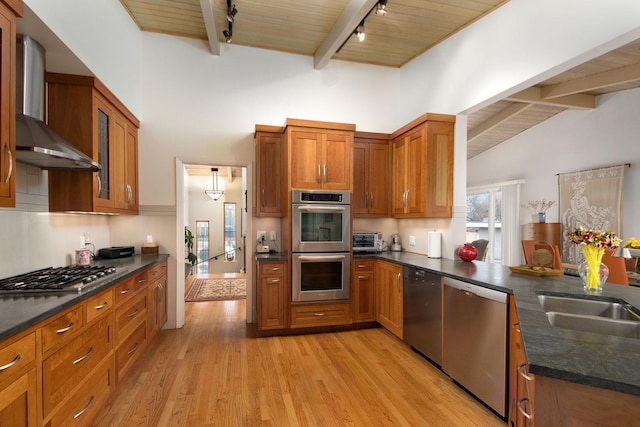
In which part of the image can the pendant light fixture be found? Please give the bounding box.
[205,168,224,201]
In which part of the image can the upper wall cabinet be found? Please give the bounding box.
[391,114,454,218]
[46,73,140,215]
[0,0,21,208]
[353,132,390,217]
[255,126,285,217]
[286,119,354,191]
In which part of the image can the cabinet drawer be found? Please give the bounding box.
[42,306,84,355]
[148,260,167,281]
[114,291,147,345]
[47,356,114,427]
[113,276,136,305]
[290,302,351,328]
[42,315,112,417]
[85,288,113,324]
[0,332,36,388]
[115,321,146,383]
[353,259,375,272]
[260,262,285,276]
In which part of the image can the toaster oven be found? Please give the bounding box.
[352,232,382,253]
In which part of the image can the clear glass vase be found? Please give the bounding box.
[578,260,609,293]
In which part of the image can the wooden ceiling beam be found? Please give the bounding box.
[467,102,532,142]
[200,0,220,56]
[313,0,378,70]
[506,87,595,110]
[541,63,640,99]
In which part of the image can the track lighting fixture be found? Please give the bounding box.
[355,20,365,42]
[223,29,232,43]
[205,168,224,201]
[226,4,237,23]
[375,0,388,16]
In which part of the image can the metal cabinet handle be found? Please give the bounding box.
[323,164,327,183]
[396,272,401,292]
[314,312,326,317]
[126,184,132,203]
[271,267,280,272]
[516,397,533,420]
[364,192,369,209]
[137,279,147,285]
[120,288,131,295]
[369,192,373,208]
[96,174,102,196]
[0,354,20,371]
[317,164,321,183]
[261,189,265,208]
[127,342,140,355]
[73,346,94,365]
[127,308,139,318]
[56,322,75,334]
[267,278,280,284]
[358,275,367,279]
[512,322,521,333]
[517,363,533,381]
[3,143,12,184]
[158,282,164,300]
[73,395,95,419]
[95,301,109,310]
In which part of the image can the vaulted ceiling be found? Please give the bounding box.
[119,1,640,158]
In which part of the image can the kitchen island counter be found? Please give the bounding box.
[376,251,640,397]
[0,254,169,342]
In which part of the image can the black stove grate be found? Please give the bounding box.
[0,265,117,293]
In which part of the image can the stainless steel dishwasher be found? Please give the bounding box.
[403,267,442,366]
[442,277,507,417]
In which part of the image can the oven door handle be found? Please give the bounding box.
[296,206,346,212]
[298,255,347,262]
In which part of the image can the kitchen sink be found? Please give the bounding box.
[537,293,640,338]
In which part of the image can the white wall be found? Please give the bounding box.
[467,88,640,240]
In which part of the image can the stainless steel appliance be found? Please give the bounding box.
[0,265,119,294]
[390,233,402,252]
[403,267,442,365]
[291,189,350,302]
[352,232,382,253]
[442,278,508,417]
[291,253,350,302]
[291,190,350,253]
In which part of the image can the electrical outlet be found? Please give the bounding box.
[270,231,276,241]
[257,231,266,242]
[409,235,416,246]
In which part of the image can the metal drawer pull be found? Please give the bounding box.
[516,397,533,420]
[56,322,75,334]
[3,143,12,184]
[268,278,280,284]
[120,288,131,295]
[95,301,109,310]
[271,267,280,271]
[127,342,140,355]
[358,276,367,279]
[512,322,521,333]
[314,313,326,317]
[73,395,95,419]
[0,354,20,371]
[128,308,139,318]
[517,363,533,381]
[138,279,147,285]
[73,347,94,365]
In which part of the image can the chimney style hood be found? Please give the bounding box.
[15,35,100,171]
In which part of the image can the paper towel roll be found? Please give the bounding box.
[427,231,442,258]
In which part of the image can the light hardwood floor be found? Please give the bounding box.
[94,299,506,426]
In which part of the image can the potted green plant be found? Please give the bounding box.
[184,227,197,275]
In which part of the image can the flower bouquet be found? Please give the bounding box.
[567,227,621,292]
[623,237,640,258]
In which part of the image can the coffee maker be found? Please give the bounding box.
[390,234,402,252]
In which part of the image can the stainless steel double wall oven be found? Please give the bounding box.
[291,190,350,302]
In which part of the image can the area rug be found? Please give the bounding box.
[185,278,246,302]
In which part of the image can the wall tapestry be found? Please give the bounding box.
[559,164,625,264]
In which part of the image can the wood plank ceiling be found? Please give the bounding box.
[119,1,640,158]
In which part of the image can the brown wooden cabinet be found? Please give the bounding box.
[391,114,454,218]
[353,132,390,217]
[375,260,403,339]
[0,331,37,427]
[257,260,288,330]
[147,260,168,338]
[521,222,561,249]
[509,295,534,426]
[46,73,140,214]
[286,119,355,191]
[290,301,351,328]
[352,258,376,322]
[0,0,20,208]
[255,127,284,216]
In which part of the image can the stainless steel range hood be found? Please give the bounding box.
[15,34,100,171]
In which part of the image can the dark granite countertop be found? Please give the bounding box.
[373,251,640,396]
[0,254,169,342]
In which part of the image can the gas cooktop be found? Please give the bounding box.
[0,265,119,294]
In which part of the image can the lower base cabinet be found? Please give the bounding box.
[352,258,376,322]
[257,261,288,330]
[0,369,37,427]
[375,260,403,339]
[290,302,351,328]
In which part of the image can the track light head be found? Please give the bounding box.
[223,30,232,43]
[355,21,365,42]
[227,4,238,23]
[375,0,388,16]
